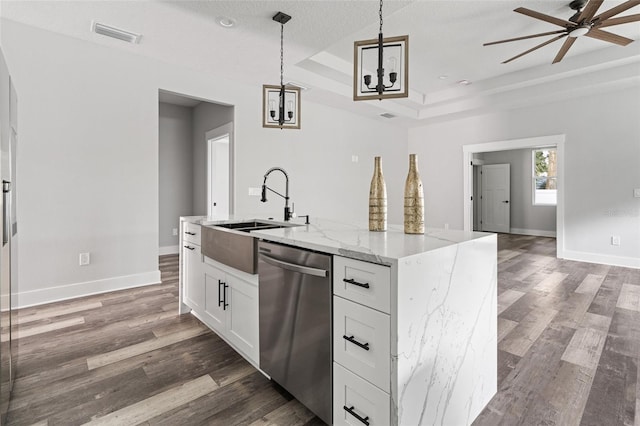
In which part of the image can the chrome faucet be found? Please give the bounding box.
[261,167,293,221]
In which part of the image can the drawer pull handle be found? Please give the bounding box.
[343,335,370,351]
[183,245,195,251]
[185,231,196,235]
[343,405,370,425]
[343,278,370,289]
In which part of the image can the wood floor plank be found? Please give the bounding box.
[16,302,102,325]
[499,307,558,357]
[86,327,207,370]
[498,289,525,315]
[575,274,605,295]
[83,374,218,425]
[1,317,85,342]
[498,318,518,343]
[561,327,608,372]
[617,283,640,312]
[249,399,316,426]
[533,271,568,293]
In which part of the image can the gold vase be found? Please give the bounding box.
[404,154,424,234]
[369,156,387,232]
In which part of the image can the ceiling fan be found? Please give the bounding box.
[484,0,640,64]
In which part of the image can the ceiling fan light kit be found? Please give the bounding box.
[262,11,300,129]
[484,0,640,64]
[353,0,409,101]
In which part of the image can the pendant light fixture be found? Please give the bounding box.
[353,0,408,101]
[262,12,300,129]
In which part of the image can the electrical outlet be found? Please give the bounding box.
[351,155,359,163]
[79,252,91,266]
[611,236,621,246]
[444,223,449,230]
[172,228,178,236]
[634,188,640,198]
[248,187,261,196]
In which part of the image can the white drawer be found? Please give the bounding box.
[334,256,390,314]
[334,296,390,392]
[333,362,390,426]
[183,222,201,246]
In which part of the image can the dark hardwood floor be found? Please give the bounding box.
[5,234,640,425]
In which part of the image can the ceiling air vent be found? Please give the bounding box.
[91,21,142,44]
[380,113,396,119]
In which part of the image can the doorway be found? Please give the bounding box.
[206,123,234,220]
[463,134,565,258]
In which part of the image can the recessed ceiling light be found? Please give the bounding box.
[438,75,448,80]
[457,79,472,86]
[216,16,237,28]
[380,113,396,119]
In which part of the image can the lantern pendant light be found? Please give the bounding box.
[353,0,409,101]
[262,12,301,129]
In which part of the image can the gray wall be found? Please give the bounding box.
[481,148,556,234]
[159,102,194,248]
[192,102,234,215]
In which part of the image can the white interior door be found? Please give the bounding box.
[481,164,510,233]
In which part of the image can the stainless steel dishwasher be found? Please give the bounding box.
[258,240,332,425]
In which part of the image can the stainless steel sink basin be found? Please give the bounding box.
[201,220,298,274]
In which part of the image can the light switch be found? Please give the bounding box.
[351,155,359,163]
[634,188,640,198]
[248,187,261,196]
[611,236,621,246]
[79,252,91,266]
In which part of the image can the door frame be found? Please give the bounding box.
[462,134,565,258]
[205,122,235,219]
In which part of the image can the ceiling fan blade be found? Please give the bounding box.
[597,13,640,28]
[552,37,577,63]
[593,0,640,22]
[515,7,575,28]
[586,28,635,45]
[502,34,567,64]
[483,30,567,46]
[576,0,604,23]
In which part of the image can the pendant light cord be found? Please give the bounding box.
[280,23,284,87]
[379,0,383,34]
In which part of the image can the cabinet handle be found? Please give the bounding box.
[185,231,196,235]
[223,283,229,310]
[184,245,195,251]
[343,406,370,426]
[343,278,370,289]
[343,335,370,351]
[218,280,224,307]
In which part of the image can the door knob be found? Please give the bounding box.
[502,200,509,203]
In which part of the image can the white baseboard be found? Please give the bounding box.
[159,245,179,255]
[510,228,557,238]
[562,250,640,269]
[14,270,162,309]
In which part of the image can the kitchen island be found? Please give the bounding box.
[179,216,497,426]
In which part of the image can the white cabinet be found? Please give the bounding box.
[183,243,204,312]
[200,258,259,365]
[179,218,260,366]
[333,256,392,425]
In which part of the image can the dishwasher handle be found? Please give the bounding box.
[259,252,327,277]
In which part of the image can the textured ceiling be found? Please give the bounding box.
[3,0,640,125]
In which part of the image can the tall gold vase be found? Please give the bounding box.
[404,154,424,234]
[369,156,387,231]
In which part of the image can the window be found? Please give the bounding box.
[532,148,557,205]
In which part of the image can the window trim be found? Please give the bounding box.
[532,148,557,206]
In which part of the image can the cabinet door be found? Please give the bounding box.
[225,274,259,363]
[202,263,227,334]
[183,244,204,313]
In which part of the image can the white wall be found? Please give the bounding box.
[2,20,407,306]
[158,102,193,249]
[409,85,640,268]
[481,148,556,236]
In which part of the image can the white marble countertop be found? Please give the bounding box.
[182,215,492,265]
